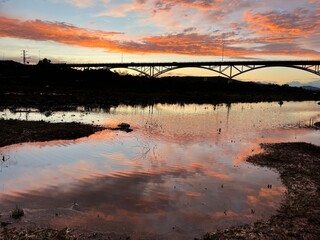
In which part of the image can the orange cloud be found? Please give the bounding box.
[1,16,320,58]
[244,9,320,37]
[140,33,320,57]
[0,16,123,51]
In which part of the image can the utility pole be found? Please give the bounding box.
[21,50,30,64]
[22,50,26,64]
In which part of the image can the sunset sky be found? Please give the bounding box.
[0,0,319,83]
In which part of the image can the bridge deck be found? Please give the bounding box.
[54,60,320,68]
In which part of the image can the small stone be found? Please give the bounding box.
[118,123,130,128]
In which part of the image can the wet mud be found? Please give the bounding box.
[206,142,320,239]
[0,119,105,148]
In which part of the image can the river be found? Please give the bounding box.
[0,101,319,239]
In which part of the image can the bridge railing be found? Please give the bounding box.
[53,59,320,66]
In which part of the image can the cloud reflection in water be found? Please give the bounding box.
[0,102,319,238]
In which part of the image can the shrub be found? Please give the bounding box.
[11,205,24,219]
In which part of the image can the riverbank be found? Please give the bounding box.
[206,142,320,239]
[0,119,105,148]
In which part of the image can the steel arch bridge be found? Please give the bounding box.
[54,60,320,79]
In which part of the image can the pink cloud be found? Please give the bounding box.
[98,0,256,31]
[244,8,320,37]
[0,16,123,50]
[1,16,319,58]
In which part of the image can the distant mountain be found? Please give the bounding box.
[287,80,320,89]
[301,86,320,91]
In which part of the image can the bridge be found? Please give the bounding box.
[54,60,320,78]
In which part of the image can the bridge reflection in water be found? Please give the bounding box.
[53,60,320,78]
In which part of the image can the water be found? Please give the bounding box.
[0,101,319,239]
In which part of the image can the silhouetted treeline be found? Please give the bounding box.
[0,60,319,110]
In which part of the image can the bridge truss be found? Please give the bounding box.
[56,60,320,79]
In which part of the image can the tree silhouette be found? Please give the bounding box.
[37,58,51,65]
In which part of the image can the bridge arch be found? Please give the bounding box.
[128,64,320,79]
[231,65,320,79]
[153,66,230,78]
[109,67,150,77]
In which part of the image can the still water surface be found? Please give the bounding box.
[0,101,319,239]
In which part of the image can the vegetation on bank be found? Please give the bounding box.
[10,206,24,220]
[0,60,319,110]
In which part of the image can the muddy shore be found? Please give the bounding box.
[0,119,105,148]
[1,120,320,239]
[206,142,320,240]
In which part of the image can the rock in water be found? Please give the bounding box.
[118,123,130,128]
